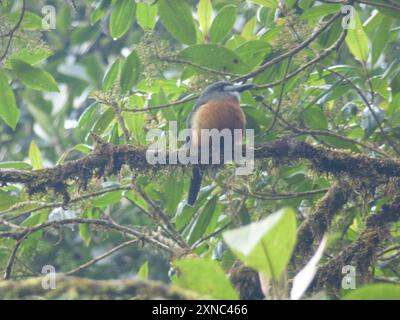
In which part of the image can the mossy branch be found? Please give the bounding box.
[311,197,400,294]
[0,275,196,300]
[0,139,399,202]
[294,181,351,260]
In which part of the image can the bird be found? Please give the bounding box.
[186,81,253,206]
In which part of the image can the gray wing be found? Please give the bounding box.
[186,97,207,129]
[185,97,208,145]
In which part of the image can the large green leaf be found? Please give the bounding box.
[368,0,400,18]
[179,44,250,74]
[303,105,328,130]
[250,0,279,8]
[0,71,19,130]
[371,15,392,65]
[136,2,157,30]
[0,162,32,170]
[223,208,297,279]
[29,141,44,170]
[109,0,136,40]
[164,173,184,215]
[198,0,212,35]
[92,191,123,207]
[9,11,43,30]
[120,51,141,93]
[123,95,145,143]
[158,0,197,45]
[71,25,99,45]
[5,47,52,67]
[173,258,239,299]
[91,0,112,24]
[235,40,271,69]
[11,60,59,92]
[209,5,237,43]
[0,190,19,211]
[103,59,121,91]
[241,16,257,40]
[345,10,369,62]
[185,196,218,245]
[300,4,341,20]
[344,284,400,300]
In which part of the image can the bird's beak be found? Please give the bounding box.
[223,83,253,92]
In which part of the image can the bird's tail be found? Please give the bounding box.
[188,166,202,206]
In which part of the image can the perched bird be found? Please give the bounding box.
[186,81,253,206]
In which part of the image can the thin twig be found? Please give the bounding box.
[234,11,343,82]
[324,67,400,155]
[121,94,198,113]
[66,239,139,275]
[0,0,26,64]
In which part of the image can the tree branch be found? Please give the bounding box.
[311,197,400,293]
[1,139,400,196]
[0,275,195,299]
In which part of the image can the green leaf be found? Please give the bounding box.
[371,16,392,65]
[56,144,94,165]
[173,258,239,299]
[29,141,44,170]
[0,71,19,130]
[21,211,48,227]
[123,95,145,142]
[92,191,123,207]
[345,10,369,62]
[235,40,271,69]
[209,5,237,43]
[223,208,297,279]
[136,2,157,31]
[198,0,212,35]
[91,0,112,24]
[109,0,136,40]
[124,190,149,211]
[78,103,99,130]
[79,224,91,246]
[24,93,55,137]
[11,60,59,92]
[241,16,257,40]
[250,0,279,8]
[71,25,99,44]
[0,162,32,170]
[120,51,141,93]
[164,173,183,215]
[179,44,249,74]
[5,47,53,67]
[174,202,196,230]
[0,190,19,211]
[57,5,72,34]
[9,11,43,30]
[344,284,400,300]
[370,0,400,18]
[187,197,218,244]
[137,261,149,279]
[158,0,197,45]
[300,4,341,20]
[103,59,121,91]
[186,196,218,245]
[92,107,115,135]
[303,105,328,130]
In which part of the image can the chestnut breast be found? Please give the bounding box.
[190,99,246,147]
